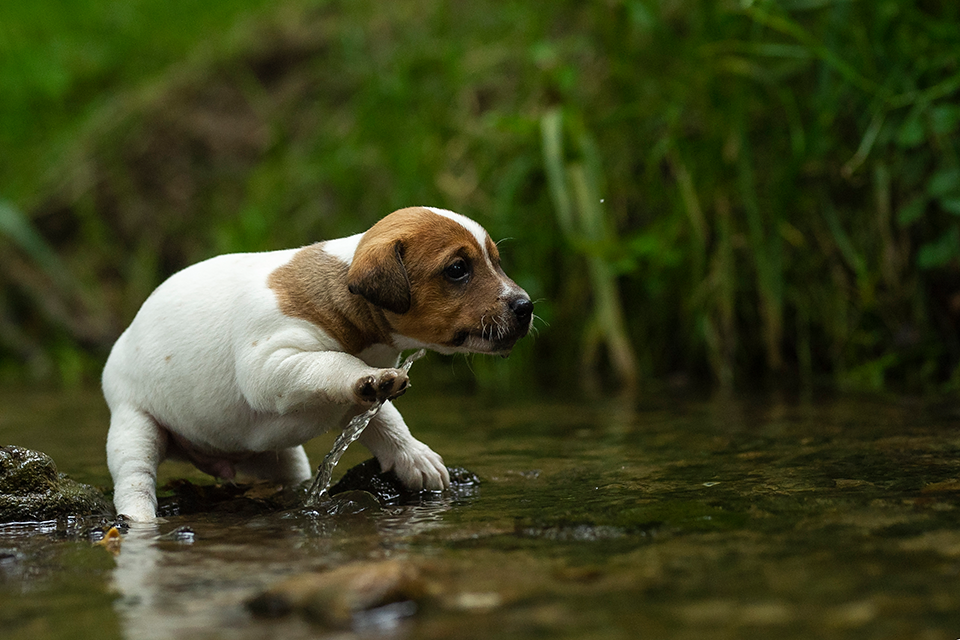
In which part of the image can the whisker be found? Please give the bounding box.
[532,313,550,329]
[494,315,506,340]
[462,352,476,376]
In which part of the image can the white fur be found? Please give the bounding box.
[425,206,523,298]
[103,245,422,521]
[322,232,363,265]
[104,209,530,521]
[424,207,489,254]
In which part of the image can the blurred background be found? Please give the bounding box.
[0,0,958,395]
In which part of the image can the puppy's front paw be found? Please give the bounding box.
[384,441,451,492]
[354,368,409,405]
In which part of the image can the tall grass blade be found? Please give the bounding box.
[0,199,70,286]
[540,109,575,238]
[540,109,638,391]
[736,138,784,371]
[742,6,878,95]
[569,164,638,390]
[668,149,707,278]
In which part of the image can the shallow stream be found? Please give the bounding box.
[2,387,960,639]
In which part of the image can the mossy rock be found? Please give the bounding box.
[0,445,111,522]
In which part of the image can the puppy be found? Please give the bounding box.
[103,206,533,521]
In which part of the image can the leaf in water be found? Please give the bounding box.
[95,527,123,556]
[917,227,960,270]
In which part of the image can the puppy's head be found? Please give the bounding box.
[347,207,533,355]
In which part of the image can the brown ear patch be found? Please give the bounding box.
[346,238,411,314]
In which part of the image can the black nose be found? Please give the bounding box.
[510,297,534,324]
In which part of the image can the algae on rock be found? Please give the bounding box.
[0,445,111,522]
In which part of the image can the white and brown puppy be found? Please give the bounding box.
[103,206,533,521]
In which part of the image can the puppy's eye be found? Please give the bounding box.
[444,259,470,283]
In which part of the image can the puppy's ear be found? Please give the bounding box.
[347,238,411,314]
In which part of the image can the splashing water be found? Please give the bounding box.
[303,349,426,507]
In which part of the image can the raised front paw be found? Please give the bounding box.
[354,368,409,405]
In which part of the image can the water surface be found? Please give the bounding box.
[2,387,960,639]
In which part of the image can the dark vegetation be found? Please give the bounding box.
[1,0,959,393]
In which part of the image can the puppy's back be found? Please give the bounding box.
[102,249,298,416]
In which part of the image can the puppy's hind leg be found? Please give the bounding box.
[106,405,167,522]
[234,446,312,485]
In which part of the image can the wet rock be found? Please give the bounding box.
[157,525,197,543]
[156,478,291,517]
[247,559,429,628]
[329,458,480,505]
[0,445,111,522]
[152,458,480,517]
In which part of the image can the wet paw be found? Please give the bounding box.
[354,368,409,405]
[389,444,451,491]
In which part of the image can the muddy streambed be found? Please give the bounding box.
[2,387,960,639]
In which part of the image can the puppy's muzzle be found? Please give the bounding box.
[510,296,534,332]
[497,294,534,352]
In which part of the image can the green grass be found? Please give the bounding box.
[1,0,959,393]
[0,0,277,203]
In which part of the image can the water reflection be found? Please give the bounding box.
[108,493,464,640]
[3,390,960,639]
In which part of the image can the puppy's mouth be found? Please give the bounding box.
[451,318,531,356]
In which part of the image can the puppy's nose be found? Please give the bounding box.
[510,297,534,324]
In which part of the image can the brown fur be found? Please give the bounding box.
[268,244,392,354]
[270,207,523,354]
[348,208,510,349]
[346,236,411,314]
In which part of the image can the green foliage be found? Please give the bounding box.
[541,108,638,392]
[1,0,959,392]
[0,200,64,278]
[0,0,277,202]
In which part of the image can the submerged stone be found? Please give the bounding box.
[247,559,428,628]
[515,521,630,542]
[329,458,480,505]
[0,445,111,522]
[152,459,480,517]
